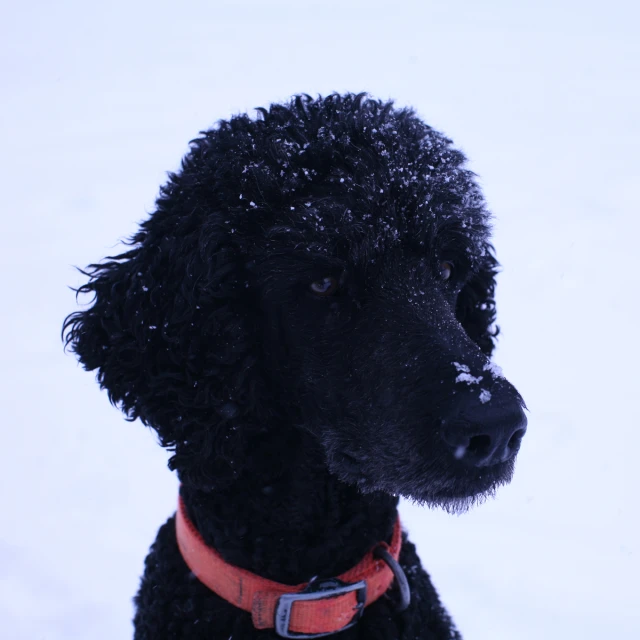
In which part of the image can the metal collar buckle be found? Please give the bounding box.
[274,577,367,639]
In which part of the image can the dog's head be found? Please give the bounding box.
[64,93,526,511]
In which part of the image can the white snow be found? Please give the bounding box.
[479,390,492,404]
[454,362,484,385]
[2,1,639,639]
[482,361,504,379]
[456,373,484,385]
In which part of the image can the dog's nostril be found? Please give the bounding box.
[443,400,527,467]
[467,435,491,457]
[508,428,526,451]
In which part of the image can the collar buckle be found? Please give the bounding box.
[274,577,367,639]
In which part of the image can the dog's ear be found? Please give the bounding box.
[455,246,499,356]
[63,206,261,487]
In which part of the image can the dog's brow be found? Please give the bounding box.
[265,225,307,239]
[260,247,346,272]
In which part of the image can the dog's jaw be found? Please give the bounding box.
[323,433,518,514]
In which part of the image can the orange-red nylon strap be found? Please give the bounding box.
[175,496,402,634]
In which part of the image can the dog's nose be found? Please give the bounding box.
[441,400,527,467]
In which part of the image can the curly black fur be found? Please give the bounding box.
[63,93,526,639]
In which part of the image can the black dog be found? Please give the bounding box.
[64,93,526,639]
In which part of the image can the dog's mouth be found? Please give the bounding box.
[328,447,517,513]
[412,457,516,511]
[318,388,526,513]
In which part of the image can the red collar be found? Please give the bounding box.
[176,495,403,638]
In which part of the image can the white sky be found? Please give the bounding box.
[1,1,639,638]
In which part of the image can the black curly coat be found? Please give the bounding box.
[64,93,526,639]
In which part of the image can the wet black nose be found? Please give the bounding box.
[441,400,527,467]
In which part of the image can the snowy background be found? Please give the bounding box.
[2,1,639,638]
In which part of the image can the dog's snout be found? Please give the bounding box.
[441,399,527,467]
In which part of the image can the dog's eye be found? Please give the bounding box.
[310,276,339,296]
[439,261,454,281]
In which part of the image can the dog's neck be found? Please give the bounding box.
[179,425,398,585]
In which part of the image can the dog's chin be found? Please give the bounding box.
[406,461,515,514]
[330,452,516,515]
[413,458,516,512]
